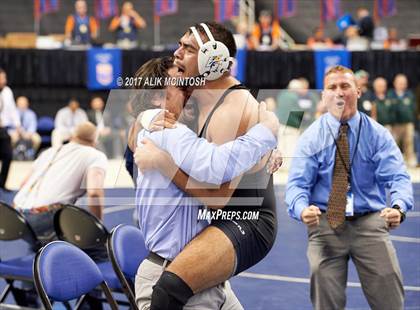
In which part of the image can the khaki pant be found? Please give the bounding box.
[135,259,243,310]
[10,131,41,151]
[392,123,417,167]
[307,212,404,310]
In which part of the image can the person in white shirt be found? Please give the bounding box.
[0,68,20,191]
[14,121,107,242]
[52,98,88,147]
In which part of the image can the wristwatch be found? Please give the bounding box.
[392,205,406,223]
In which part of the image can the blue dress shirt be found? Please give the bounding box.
[286,111,413,221]
[19,109,37,133]
[136,123,277,259]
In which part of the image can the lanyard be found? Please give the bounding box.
[327,115,362,179]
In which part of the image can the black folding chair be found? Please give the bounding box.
[0,201,41,308]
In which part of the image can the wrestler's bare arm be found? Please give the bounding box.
[207,91,270,173]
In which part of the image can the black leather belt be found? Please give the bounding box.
[147,252,172,267]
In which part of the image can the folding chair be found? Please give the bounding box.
[36,116,54,149]
[0,201,41,307]
[107,224,149,309]
[53,205,129,305]
[33,240,118,310]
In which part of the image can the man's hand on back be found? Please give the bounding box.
[135,138,170,173]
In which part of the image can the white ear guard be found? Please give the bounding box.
[190,23,233,81]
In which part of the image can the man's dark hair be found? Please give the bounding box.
[189,22,237,57]
[0,68,5,75]
[130,56,174,117]
[68,97,79,104]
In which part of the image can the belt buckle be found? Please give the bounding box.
[32,206,49,214]
[32,204,62,214]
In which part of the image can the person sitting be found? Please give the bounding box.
[384,27,407,51]
[109,1,146,49]
[9,96,41,160]
[52,98,88,147]
[345,26,369,51]
[307,27,334,49]
[249,10,281,50]
[65,0,98,46]
[13,121,108,308]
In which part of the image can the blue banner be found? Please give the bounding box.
[315,50,351,89]
[155,0,178,17]
[233,48,247,83]
[87,48,122,90]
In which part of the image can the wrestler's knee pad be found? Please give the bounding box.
[150,271,193,310]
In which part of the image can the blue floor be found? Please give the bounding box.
[1,184,419,309]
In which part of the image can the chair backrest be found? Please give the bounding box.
[33,241,118,310]
[37,116,54,132]
[107,225,149,309]
[54,205,109,250]
[0,201,40,249]
[37,116,55,145]
[109,224,148,278]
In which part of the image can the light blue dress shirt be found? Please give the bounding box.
[136,123,277,260]
[286,111,413,221]
[19,109,37,133]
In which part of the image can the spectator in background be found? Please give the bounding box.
[389,74,417,167]
[0,68,20,192]
[384,27,407,51]
[372,77,393,130]
[65,0,98,45]
[415,84,420,167]
[13,121,107,309]
[233,21,251,50]
[306,27,334,49]
[109,1,146,49]
[9,96,41,160]
[345,26,369,50]
[355,70,375,116]
[250,10,281,50]
[372,21,388,45]
[52,98,88,147]
[356,7,374,40]
[276,78,319,166]
[87,96,119,158]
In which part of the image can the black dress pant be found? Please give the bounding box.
[0,127,12,188]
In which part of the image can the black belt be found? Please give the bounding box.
[147,252,172,267]
[320,209,373,221]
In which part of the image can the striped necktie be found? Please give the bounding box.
[327,123,350,229]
